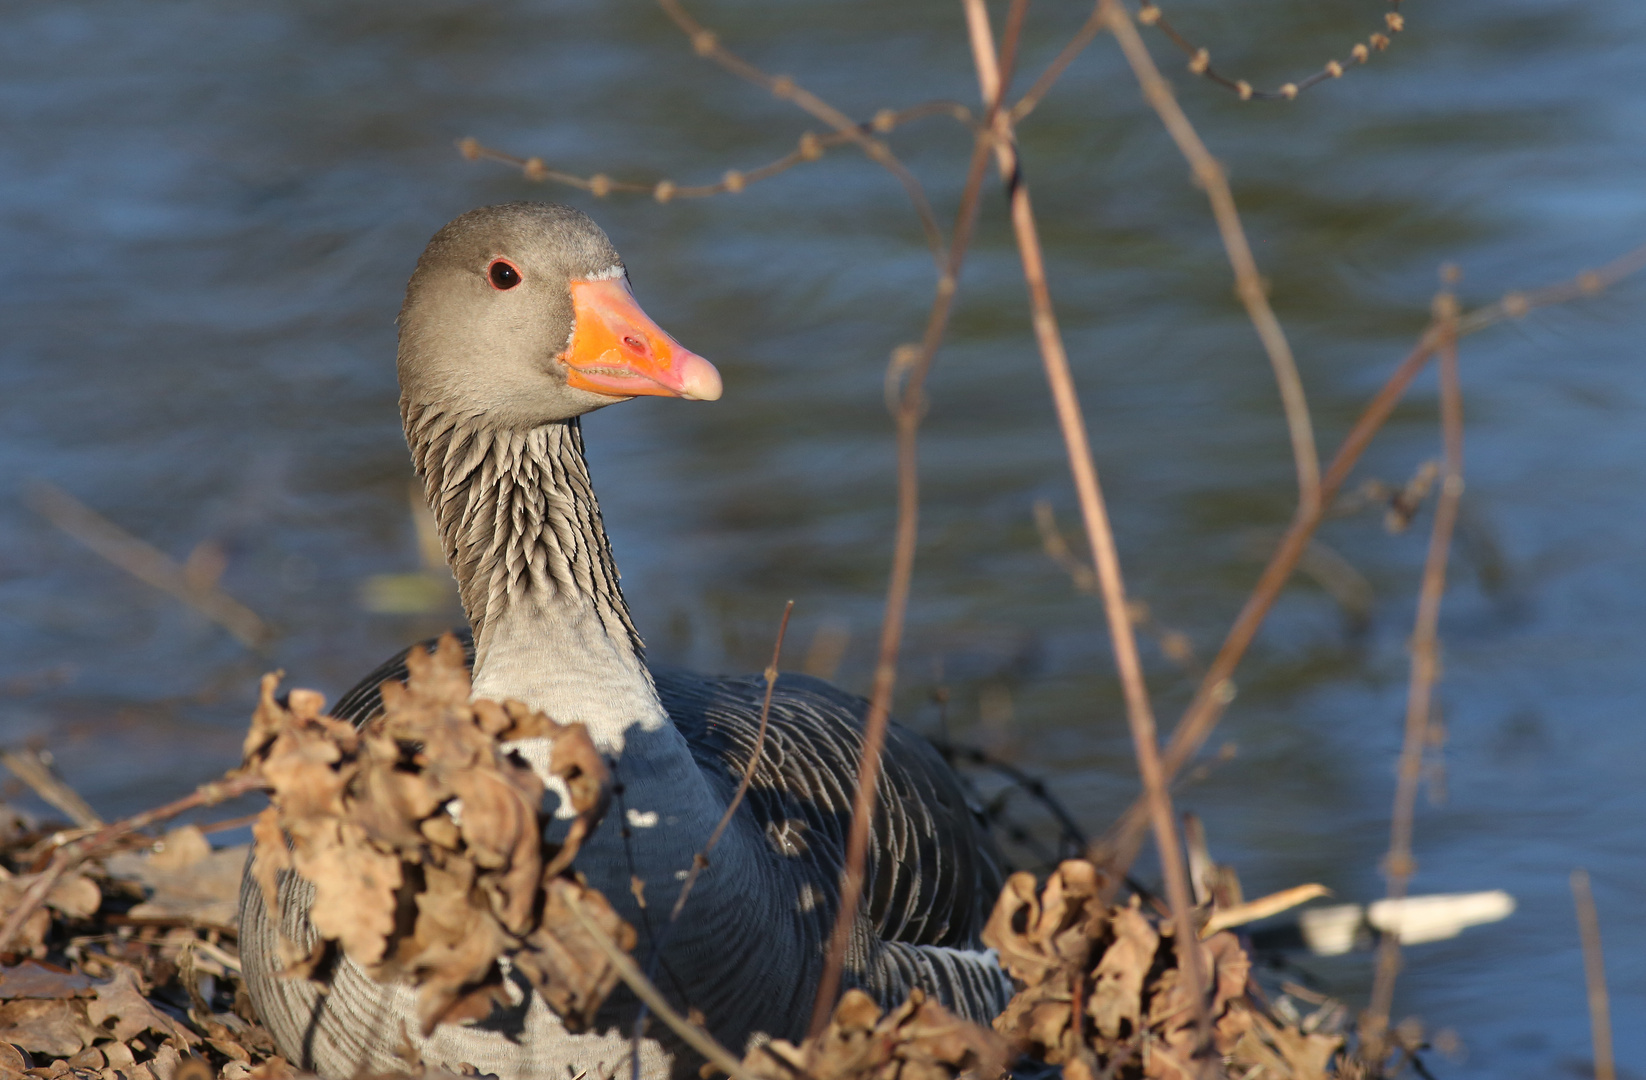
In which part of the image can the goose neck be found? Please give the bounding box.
[403,405,661,743]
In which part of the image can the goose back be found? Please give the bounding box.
[327,633,1005,953]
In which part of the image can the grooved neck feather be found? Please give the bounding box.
[402,401,658,738]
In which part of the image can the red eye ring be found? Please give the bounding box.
[488,258,522,290]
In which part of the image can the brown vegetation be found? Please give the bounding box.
[8,1,1639,1078]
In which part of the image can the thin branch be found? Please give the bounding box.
[656,0,947,263]
[1097,235,1646,875]
[804,45,1008,1041]
[1103,0,1320,518]
[1094,326,1442,878]
[687,600,793,904]
[0,771,264,954]
[964,0,1212,1061]
[459,100,975,202]
[27,482,272,650]
[1570,869,1617,1080]
[565,899,760,1080]
[1363,286,1463,1059]
[0,748,103,830]
[1137,0,1407,102]
[1459,239,1646,335]
[627,603,794,1077]
[1011,2,1105,123]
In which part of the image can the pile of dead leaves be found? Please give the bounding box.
[983,860,1344,1080]
[242,633,635,1034]
[0,810,283,1080]
[743,989,1005,1080]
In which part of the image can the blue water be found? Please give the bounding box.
[1,1,1641,1075]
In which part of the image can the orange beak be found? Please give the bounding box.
[559,277,722,401]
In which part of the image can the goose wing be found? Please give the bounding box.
[656,669,1005,950]
[324,636,1004,951]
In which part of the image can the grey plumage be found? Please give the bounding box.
[236,203,1013,1080]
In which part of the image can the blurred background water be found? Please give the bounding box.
[1,0,1642,1074]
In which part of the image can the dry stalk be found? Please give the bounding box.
[961,0,1212,1062]
[805,33,1011,1040]
[656,0,946,263]
[459,100,974,203]
[1362,286,1463,1058]
[1095,325,1442,878]
[28,482,272,650]
[1010,2,1106,123]
[1102,0,1320,519]
[633,605,796,1077]
[1137,0,1407,102]
[0,771,264,954]
[1100,237,1646,874]
[0,748,103,830]
[565,899,760,1080]
[1570,869,1617,1080]
[672,600,795,921]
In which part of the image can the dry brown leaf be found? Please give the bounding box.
[242,632,626,1036]
[0,998,98,1057]
[1088,899,1154,1044]
[43,875,100,921]
[983,863,1107,987]
[0,896,49,959]
[513,876,634,1032]
[0,1042,28,1072]
[543,723,609,879]
[147,1044,183,1080]
[297,823,402,969]
[745,989,1004,1080]
[87,966,198,1046]
[1229,1009,1343,1080]
[0,964,96,1001]
[987,860,1329,1080]
[148,827,212,872]
[103,837,246,929]
[242,1056,297,1080]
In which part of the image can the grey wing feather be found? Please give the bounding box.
[655,668,1005,949]
[323,634,1004,953]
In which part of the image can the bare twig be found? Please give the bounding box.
[1010,2,1105,123]
[566,899,759,1080]
[674,600,794,921]
[0,771,264,954]
[1034,500,1202,677]
[805,34,1009,1039]
[1570,869,1617,1080]
[1363,286,1463,1057]
[1095,326,1442,878]
[1201,882,1330,936]
[1103,0,1320,518]
[629,604,794,1080]
[964,0,1212,1060]
[28,482,272,650]
[0,748,103,829]
[1138,0,1407,102]
[1099,237,1646,874]
[460,100,974,203]
[656,0,947,263]
[1458,239,1646,335]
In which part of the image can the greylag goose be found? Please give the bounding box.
[237,203,1013,1080]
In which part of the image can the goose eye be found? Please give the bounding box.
[488,259,522,290]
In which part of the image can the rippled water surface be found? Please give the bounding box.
[2,1,1643,1074]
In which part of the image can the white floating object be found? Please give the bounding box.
[1296,890,1516,956]
[1368,890,1516,945]
[1299,903,1369,956]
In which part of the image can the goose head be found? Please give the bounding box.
[397,202,721,428]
